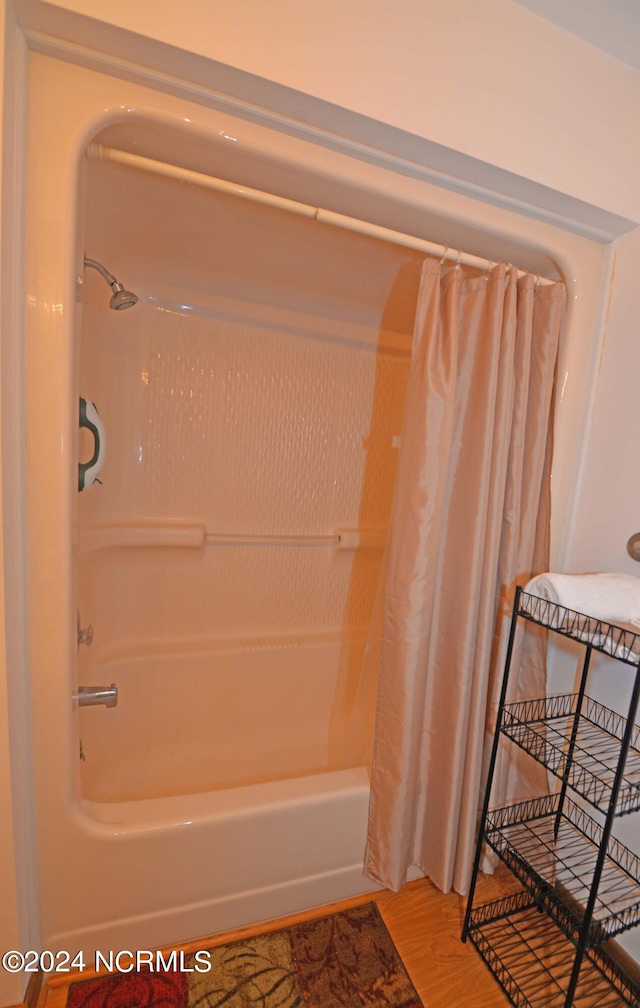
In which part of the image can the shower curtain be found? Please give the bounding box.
[364,258,565,895]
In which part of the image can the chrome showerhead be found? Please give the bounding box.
[83,256,138,311]
[109,283,139,311]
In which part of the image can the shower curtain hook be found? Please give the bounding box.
[439,246,449,265]
[454,250,463,269]
[483,259,494,281]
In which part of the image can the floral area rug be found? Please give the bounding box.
[65,902,423,1007]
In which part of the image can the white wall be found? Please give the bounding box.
[13,0,640,237]
[564,226,640,577]
[553,227,640,966]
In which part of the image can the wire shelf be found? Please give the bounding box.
[501,694,640,815]
[467,891,640,1008]
[517,592,640,666]
[463,588,640,1008]
[485,795,640,944]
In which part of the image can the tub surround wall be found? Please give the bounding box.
[79,635,369,803]
[25,53,607,959]
[77,154,413,805]
[27,59,422,952]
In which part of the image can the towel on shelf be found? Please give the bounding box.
[524,572,640,626]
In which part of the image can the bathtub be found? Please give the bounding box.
[24,54,606,957]
[62,767,377,954]
[66,632,380,956]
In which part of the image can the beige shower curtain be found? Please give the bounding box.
[364,258,565,895]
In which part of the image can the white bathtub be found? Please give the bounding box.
[61,766,377,955]
[64,631,379,956]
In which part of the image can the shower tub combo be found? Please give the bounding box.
[25,56,604,956]
[75,175,408,950]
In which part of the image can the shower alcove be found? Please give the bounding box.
[25,54,605,958]
[77,128,417,806]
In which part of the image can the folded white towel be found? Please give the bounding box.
[524,572,640,625]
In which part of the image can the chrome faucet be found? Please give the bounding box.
[73,685,118,709]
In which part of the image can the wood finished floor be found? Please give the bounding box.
[39,868,515,1008]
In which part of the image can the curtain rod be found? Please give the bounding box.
[86,143,556,286]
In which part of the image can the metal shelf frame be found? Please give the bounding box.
[467,891,639,1008]
[485,794,640,944]
[501,696,640,815]
[462,587,640,1008]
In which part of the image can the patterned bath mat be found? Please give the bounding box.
[65,902,423,1007]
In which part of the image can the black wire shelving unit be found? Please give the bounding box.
[462,587,640,1008]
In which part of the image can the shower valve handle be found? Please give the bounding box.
[78,623,94,646]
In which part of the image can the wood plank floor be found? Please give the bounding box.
[39,869,514,1008]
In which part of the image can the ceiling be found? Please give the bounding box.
[511,0,640,71]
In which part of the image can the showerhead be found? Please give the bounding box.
[83,256,138,311]
[109,283,139,311]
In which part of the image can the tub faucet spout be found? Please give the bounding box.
[73,684,118,709]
